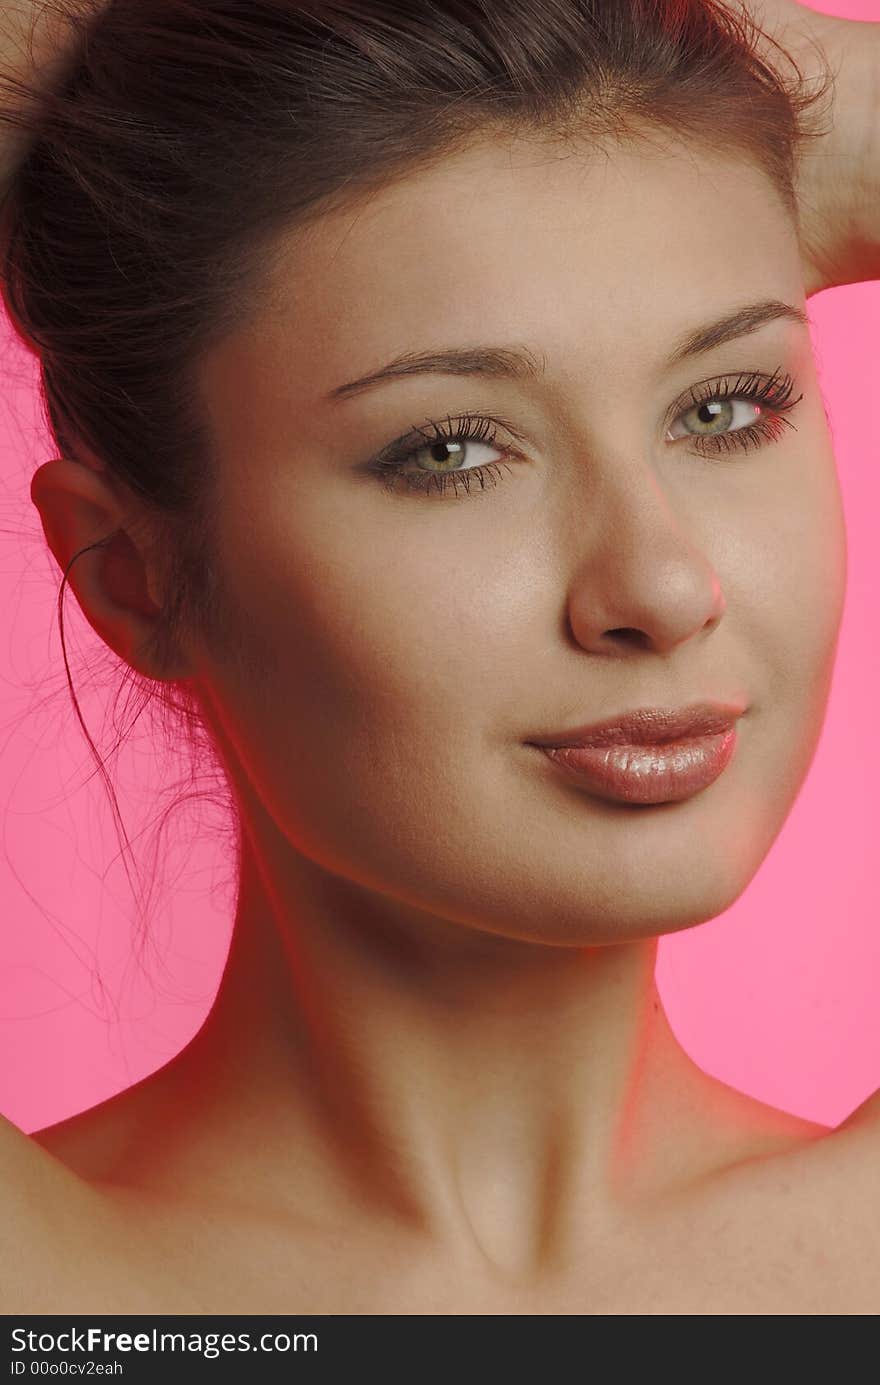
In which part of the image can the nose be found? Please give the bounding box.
[564,465,727,657]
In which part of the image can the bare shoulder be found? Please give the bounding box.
[26,1035,199,1180]
[834,1085,880,1138]
[28,1080,156,1183]
[0,1089,204,1313]
[723,1086,880,1269]
[824,1085,880,1184]
[628,1090,880,1313]
[737,1084,880,1212]
[0,1106,111,1312]
[0,1103,78,1214]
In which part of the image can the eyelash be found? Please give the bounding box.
[365,368,803,499]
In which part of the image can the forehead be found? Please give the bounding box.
[211,131,802,414]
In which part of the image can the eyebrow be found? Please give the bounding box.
[327,299,810,401]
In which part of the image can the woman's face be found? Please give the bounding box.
[194,129,846,946]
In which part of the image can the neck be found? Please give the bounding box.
[145,803,757,1283]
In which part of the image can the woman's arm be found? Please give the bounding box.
[731,0,880,294]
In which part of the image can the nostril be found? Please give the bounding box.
[607,628,650,648]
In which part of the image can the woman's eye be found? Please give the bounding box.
[364,373,801,499]
[396,437,501,475]
[365,412,519,498]
[668,395,761,441]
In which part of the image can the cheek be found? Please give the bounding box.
[723,434,846,850]
[233,550,568,773]
[202,500,525,848]
[759,436,846,712]
[227,497,535,738]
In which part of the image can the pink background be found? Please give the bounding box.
[1,0,878,1135]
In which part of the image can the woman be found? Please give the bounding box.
[1,0,879,1313]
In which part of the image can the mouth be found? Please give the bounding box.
[528,728,739,804]
[524,701,746,805]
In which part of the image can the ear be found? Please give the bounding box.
[30,457,193,682]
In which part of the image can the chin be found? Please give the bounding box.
[441,846,761,950]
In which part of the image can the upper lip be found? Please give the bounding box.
[526,700,746,749]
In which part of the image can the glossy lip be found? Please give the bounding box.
[525,700,747,749]
[530,728,739,804]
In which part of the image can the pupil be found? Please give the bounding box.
[427,441,464,470]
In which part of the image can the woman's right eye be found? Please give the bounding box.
[365,411,522,498]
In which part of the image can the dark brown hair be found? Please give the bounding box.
[0,0,833,967]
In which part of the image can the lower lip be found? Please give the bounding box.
[531,728,738,804]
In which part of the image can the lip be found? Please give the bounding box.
[526,700,746,749]
[524,701,745,805]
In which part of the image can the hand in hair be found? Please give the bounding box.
[727,0,880,294]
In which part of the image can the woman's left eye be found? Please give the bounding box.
[667,368,802,452]
[364,369,803,499]
[670,394,770,442]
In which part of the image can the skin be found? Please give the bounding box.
[734,0,880,294]
[715,0,880,295]
[19,125,875,1312]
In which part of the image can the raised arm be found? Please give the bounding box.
[729,0,880,294]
